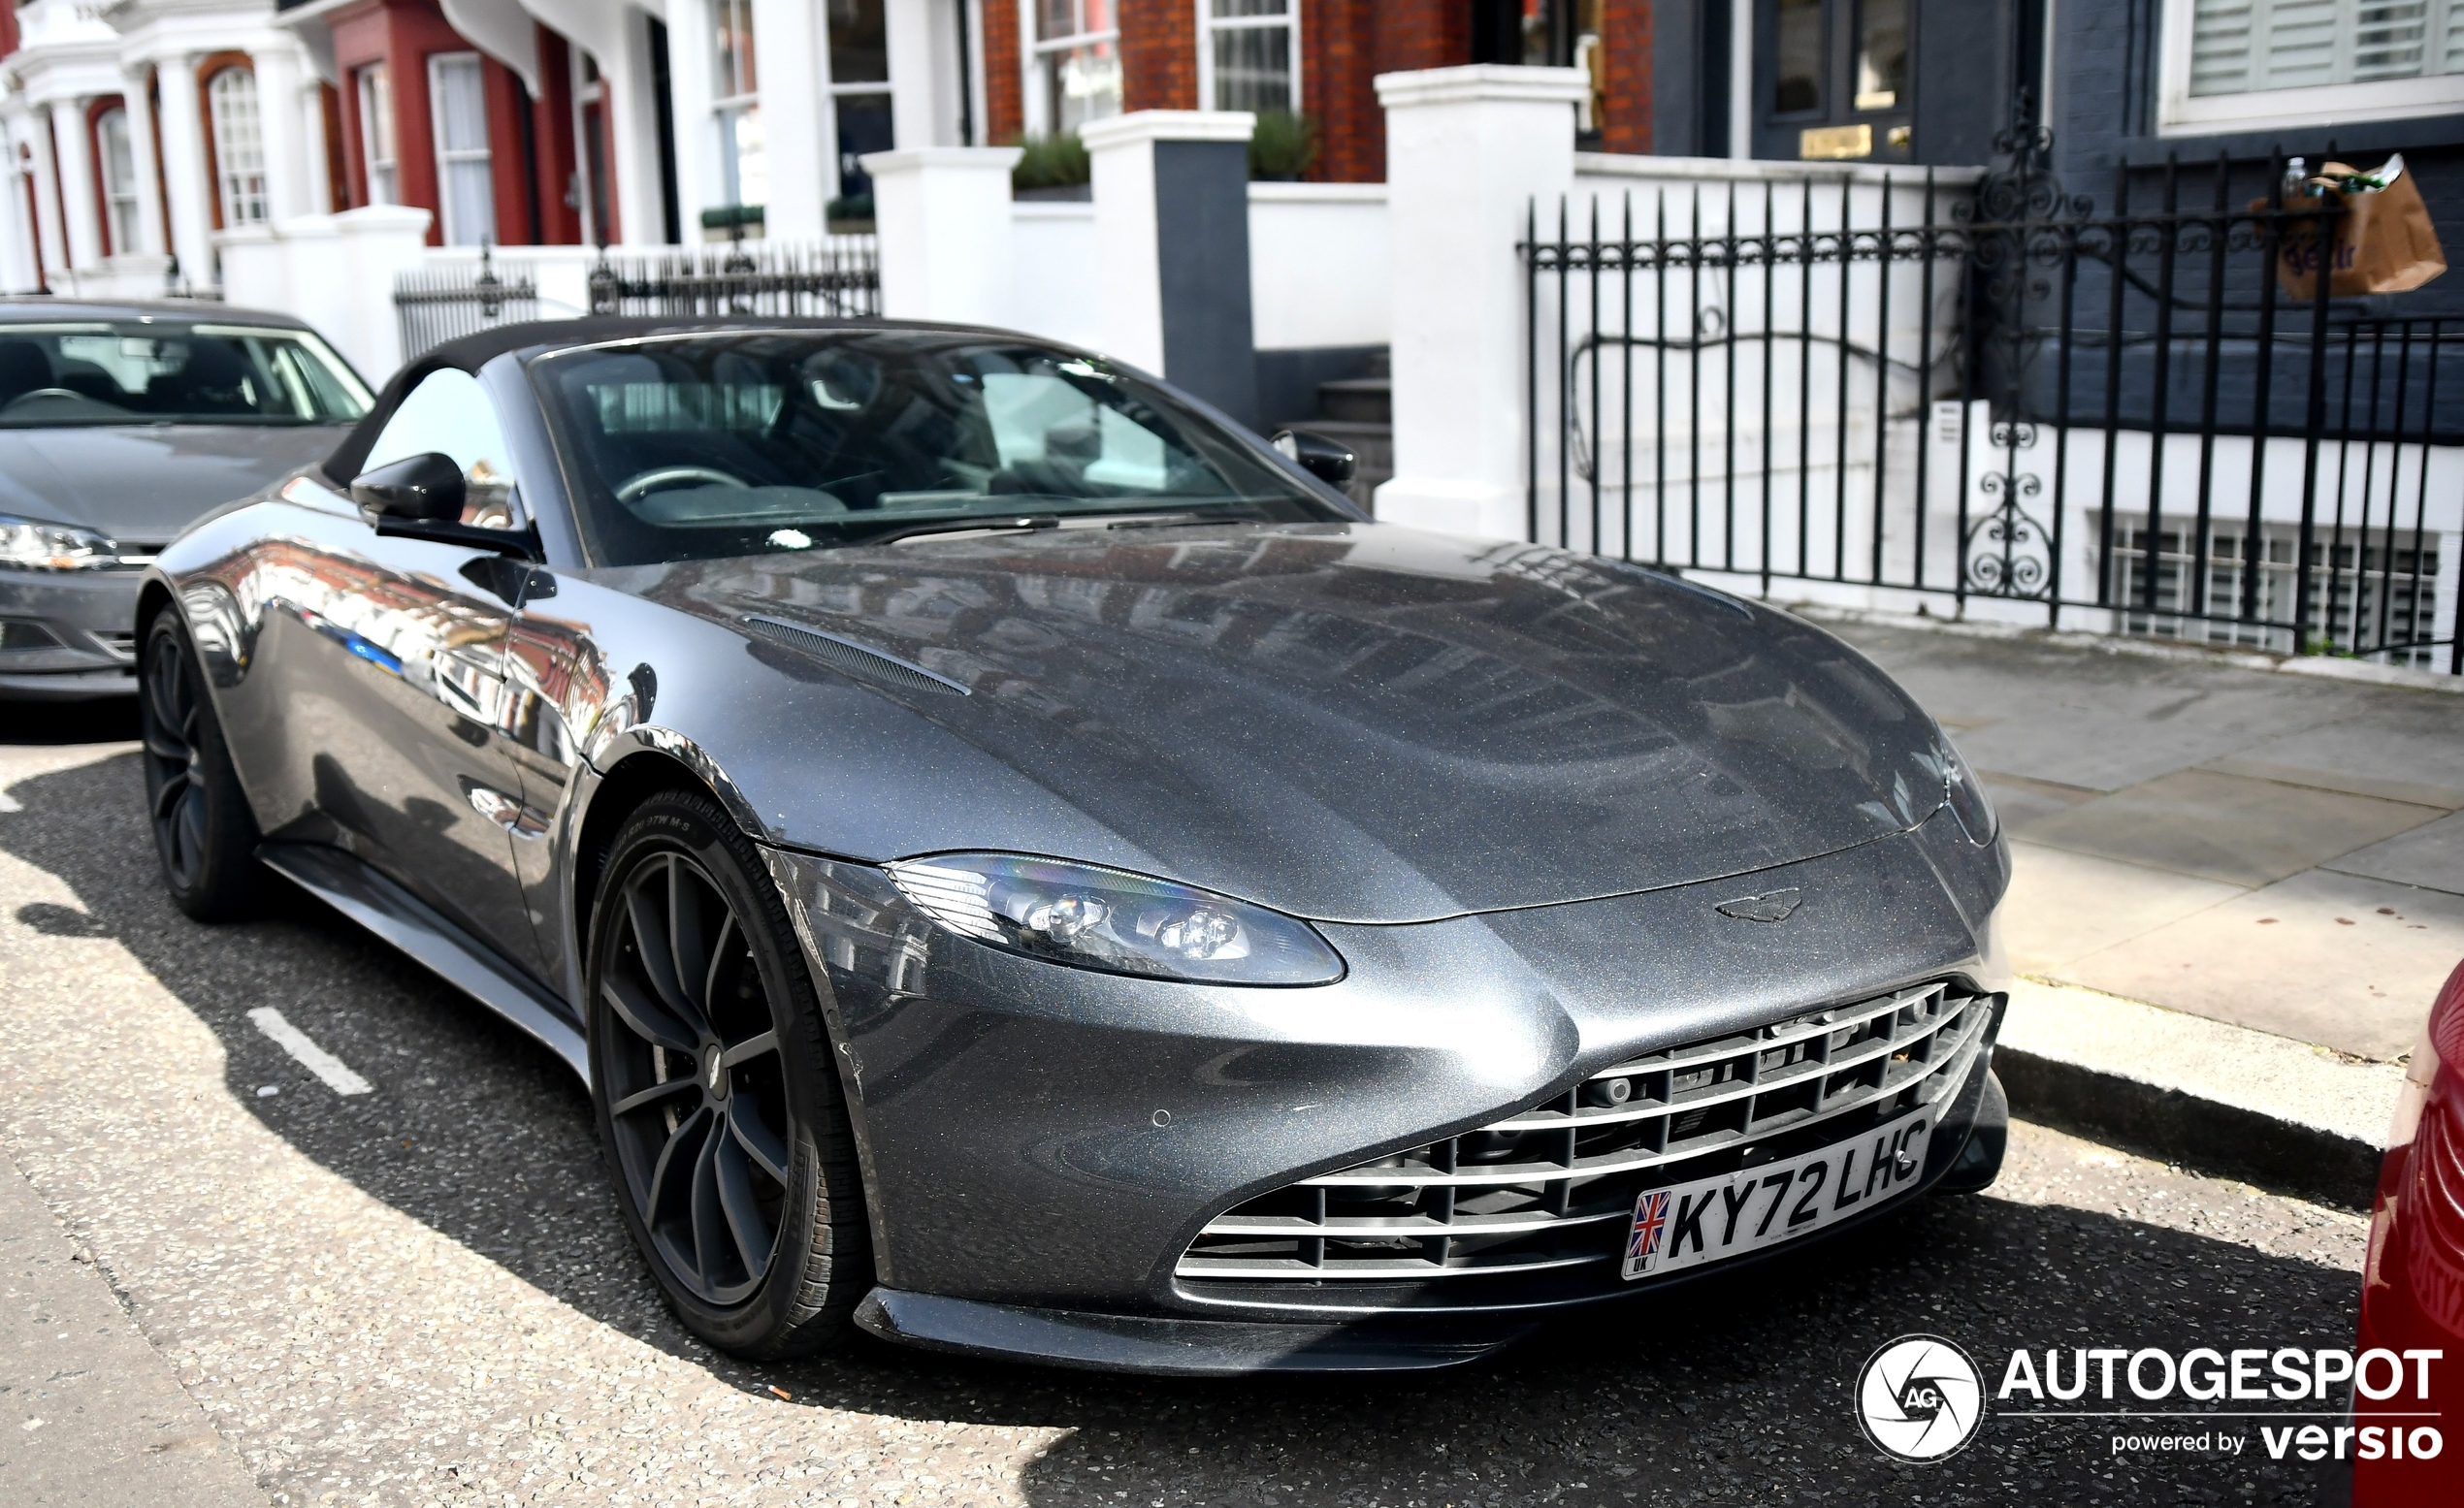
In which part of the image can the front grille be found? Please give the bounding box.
[1178,979,1993,1283]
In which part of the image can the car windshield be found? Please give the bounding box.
[534,331,1342,565]
[0,321,372,427]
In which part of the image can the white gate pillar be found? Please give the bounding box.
[49,100,102,270]
[1374,65,1586,539]
[862,145,1021,325]
[121,70,170,257]
[152,57,217,290]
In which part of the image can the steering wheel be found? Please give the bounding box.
[615,465,751,502]
[0,387,88,410]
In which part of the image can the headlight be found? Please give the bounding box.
[0,514,143,571]
[887,852,1346,985]
[1938,738,1998,846]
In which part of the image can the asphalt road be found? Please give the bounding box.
[0,706,2370,1507]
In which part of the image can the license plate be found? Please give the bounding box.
[1623,1105,1934,1279]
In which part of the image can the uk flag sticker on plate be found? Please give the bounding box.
[1622,1105,1933,1279]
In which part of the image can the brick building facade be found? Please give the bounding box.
[983,0,1658,183]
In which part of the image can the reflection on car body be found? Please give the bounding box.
[135,317,2014,1374]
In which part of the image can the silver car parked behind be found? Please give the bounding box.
[0,300,372,699]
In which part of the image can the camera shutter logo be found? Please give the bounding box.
[1856,1334,1987,1462]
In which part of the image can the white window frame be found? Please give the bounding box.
[1021,0,1122,137]
[95,106,141,257]
[711,0,763,207]
[1196,0,1302,114]
[207,67,268,229]
[427,52,496,246]
[571,48,607,245]
[826,0,894,199]
[2159,0,2464,135]
[356,63,397,206]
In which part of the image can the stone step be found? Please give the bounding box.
[1315,376,1390,426]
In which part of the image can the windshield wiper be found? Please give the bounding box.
[1100,507,1269,529]
[850,514,1060,548]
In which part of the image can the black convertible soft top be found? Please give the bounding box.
[319,315,902,485]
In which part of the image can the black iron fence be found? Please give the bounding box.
[1523,125,2463,674]
[393,237,881,364]
[395,245,538,362]
[583,238,880,319]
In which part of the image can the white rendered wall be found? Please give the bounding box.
[1008,201,1104,351]
[864,146,1021,326]
[1247,181,1388,352]
[1376,65,1591,539]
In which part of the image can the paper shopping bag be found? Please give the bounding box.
[2269,155,2448,301]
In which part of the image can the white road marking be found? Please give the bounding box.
[0,790,22,813]
[245,1009,373,1096]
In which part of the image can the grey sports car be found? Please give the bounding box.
[0,300,372,698]
[138,318,2012,1373]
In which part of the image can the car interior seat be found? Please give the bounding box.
[147,340,258,415]
[0,338,53,410]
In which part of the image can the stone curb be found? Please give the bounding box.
[1778,600,2464,696]
[1993,980,2407,1210]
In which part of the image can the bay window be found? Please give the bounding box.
[829,0,894,201]
[1027,0,1120,136]
[357,64,397,206]
[2166,0,2464,131]
[428,53,497,246]
[207,67,267,228]
[713,0,766,209]
[95,107,140,256]
[1202,0,1299,114]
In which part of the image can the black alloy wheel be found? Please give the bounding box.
[139,610,261,920]
[589,790,870,1357]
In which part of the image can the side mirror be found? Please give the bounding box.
[351,451,537,560]
[1271,429,1357,488]
[352,452,466,522]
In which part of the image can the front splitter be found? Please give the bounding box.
[853,1289,1540,1375]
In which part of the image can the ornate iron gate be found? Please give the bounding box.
[1525,116,2463,672]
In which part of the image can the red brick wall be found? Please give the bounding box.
[1300,0,1474,184]
[1120,0,1196,112]
[531,26,581,244]
[984,0,1023,141]
[1372,0,1472,76]
[1601,0,1653,154]
[1302,0,1376,182]
[329,0,553,245]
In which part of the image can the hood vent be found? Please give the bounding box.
[742,615,971,697]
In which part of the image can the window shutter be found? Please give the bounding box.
[2260,0,2341,90]
[2192,0,2461,94]
[2191,0,2257,96]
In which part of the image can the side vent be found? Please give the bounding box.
[742,615,971,697]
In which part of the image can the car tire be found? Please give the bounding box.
[587,788,873,1360]
[139,609,263,921]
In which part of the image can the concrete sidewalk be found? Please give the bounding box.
[1822,611,2462,1203]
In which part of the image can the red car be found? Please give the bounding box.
[2354,956,2464,1505]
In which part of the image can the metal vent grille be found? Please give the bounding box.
[1178,979,1991,1282]
[742,615,970,696]
[91,630,138,660]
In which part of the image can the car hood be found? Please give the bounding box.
[0,425,345,545]
[645,521,1953,924]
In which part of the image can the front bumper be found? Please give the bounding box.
[765,805,2010,1369]
[0,566,144,697]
